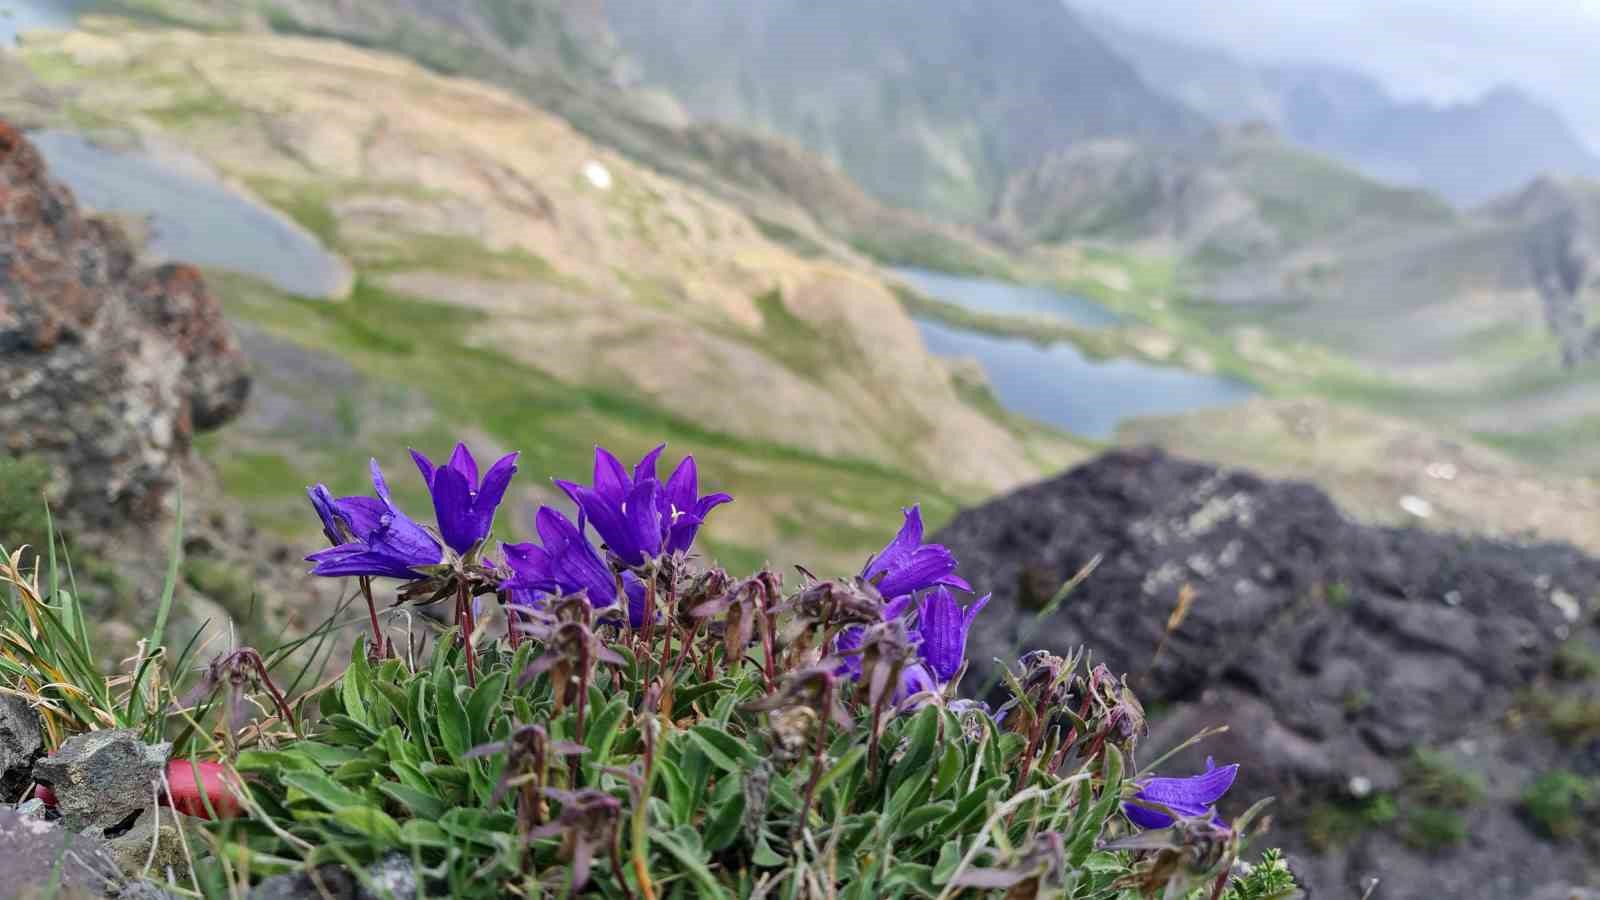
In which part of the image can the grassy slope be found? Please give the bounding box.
[11,20,1088,576]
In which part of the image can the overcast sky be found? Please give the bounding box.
[1072,0,1600,150]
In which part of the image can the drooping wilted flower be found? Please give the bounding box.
[305,460,443,580]
[501,506,619,610]
[1087,662,1148,754]
[1123,758,1240,830]
[915,586,989,683]
[527,788,624,892]
[861,505,971,599]
[410,442,519,555]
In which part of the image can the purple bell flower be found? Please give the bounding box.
[637,448,733,554]
[1123,758,1240,830]
[916,587,989,683]
[410,442,520,556]
[556,444,731,566]
[863,506,971,599]
[623,571,648,629]
[501,506,620,609]
[306,460,443,580]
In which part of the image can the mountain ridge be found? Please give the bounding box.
[1082,7,1600,205]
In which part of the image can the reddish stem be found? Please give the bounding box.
[457,584,478,688]
[358,576,384,658]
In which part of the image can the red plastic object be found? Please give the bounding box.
[162,760,243,819]
[32,782,56,806]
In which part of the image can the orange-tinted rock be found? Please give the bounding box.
[0,118,249,526]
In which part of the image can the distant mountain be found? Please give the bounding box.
[993,125,1456,260]
[1083,9,1600,206]
[603,0,1209,220]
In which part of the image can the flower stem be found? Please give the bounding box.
[797,682,833,834]
[358,576,384,658]
[457,582,478,688]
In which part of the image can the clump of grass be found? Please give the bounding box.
[0,455,53,554]
[1552,639,1600,681]
[1520,770,1595,840]
[1304,793,1398,850]
[1401,807,1469,851]
[1405,747,1486,808]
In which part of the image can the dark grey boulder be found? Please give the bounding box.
[0,806,122,899]
[937,448,1600,899]
[32,730,169,832]
[0,694,44,801]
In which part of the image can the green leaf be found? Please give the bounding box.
[930,741,964,800]
[654,828,732,900]
[685,724,751,773]
[932,840,961,885]
[282,771,364,812]
[703,778,746,852]
[886,768,931,823]
[654,754,692,827]
[465,670,507,745]
[331,804,402,842]
[1083,851,1126,874]
[930,776,1005,843]
[887,706,940,798]
[377,782,448,820]
[341,640,371,728]
[434,669,471,759]
[811,744,866,805]
[750,833,784,868]
[234,750,321,776]
[398,819,452,849]
[894,801,954,837]
[583,695,629,772]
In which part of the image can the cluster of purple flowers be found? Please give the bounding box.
[834,506,990,705]
[305,439,1237,833]
[305,443,728,618]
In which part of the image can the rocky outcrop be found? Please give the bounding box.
[32,729,169,833]
[938,448,1600,899]
[1494,177,1600,368]
[0,120,248,527]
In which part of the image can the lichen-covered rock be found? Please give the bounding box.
[98,810,200,883]
[247,852,417,900]
[0,806,122,899]
[0,694,44,800]
[0,119,249,528]
[31,730,169,832]
[939,447,1600,899]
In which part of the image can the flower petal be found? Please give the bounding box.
[307,484,346,543]
[876,545,960,599]
[623,571,648,628]
[369,458,394,505]
[863,506,925,579]
[336,496,388,538]
[916,587,972,682]
[447,442,478,487]
[568,484,634,562]
[1140,763,1239,810]
[430,466,479,554]
[592,446,631,503]
[409,449,437,487]
[625,479,662,562]
[473,451,520,538]
[633,443,666,488]
[665,455,698,515]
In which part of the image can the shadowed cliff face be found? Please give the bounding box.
[938,448,1600,899]
[0,120,249,526]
